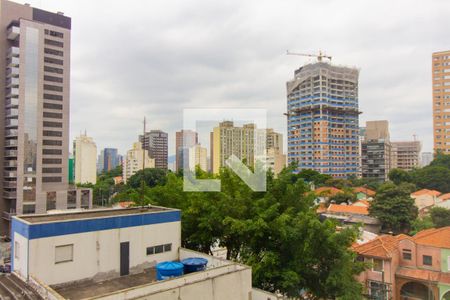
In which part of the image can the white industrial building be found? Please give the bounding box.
[10,206,283,300]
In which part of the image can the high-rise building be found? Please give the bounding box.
[391,141,421,171]
[175,130,198,171]
[286,61,360,178]
[73,133,97,184]
[210,121,282,174]
[96,148,120,174]
[421,152,433,167]
[139,130,168,169]
[122,142,155,183]
[361,120,391,181]
[432,50,450,154]
[0,0,91,234]
[185,144,208,172]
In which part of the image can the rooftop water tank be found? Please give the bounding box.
[156,261,184,280]
[181,257,208,274]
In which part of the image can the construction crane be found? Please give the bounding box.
[286,50,332,62]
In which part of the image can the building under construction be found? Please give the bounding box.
[286,58,360,178]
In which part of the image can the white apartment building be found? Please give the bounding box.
[73,133,97,184]
[122,142,155,183]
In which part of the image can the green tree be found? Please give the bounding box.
[429,152,450,169]
[430,207,450,228]
[329,192,357,204]
[410,216,434,235]
[388,168,413,185]
[127,168,167,189]
[412,166,450,193]
[369,182,418,234]
[297,169,332,186]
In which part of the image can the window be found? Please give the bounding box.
[44,65,63,74]
[43,130,62,137]
[55,244,73,264]
[44,103,63,110]
[43,140,62,146]
[43,167,62,174]
[423,255,432,266]
[44,38,63,47]
[402,249,412,260]
[23,204,35,214]
[43,93,63,101]
[45,29,64,38]
[44,48,63,57]
[44,75,63,83]
[43,112,63,119]
[44,84,63,92]
[372,259,383,272]
[44,57,63,66]
[146,243,172,256]
[43,149,62,155]
[47,191,56,210]
[43,158,62,164]
[43,176,62,183]
[43,121,62,128]
[14,241,19,259]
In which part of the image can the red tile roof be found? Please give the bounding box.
[352,235,399,259]
[412,227,450,249]
[314,187,343,197]
[439,193,450,201]
[353,187,376,196]
[327,204,369,215]
[411,189,441,197]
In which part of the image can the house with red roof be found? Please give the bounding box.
[437,193,450,210]
[353,187,376,200]
[353,227,450,300]
[411,189,441,211]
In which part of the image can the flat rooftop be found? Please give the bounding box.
[52,268,157,300]
[17,206,173,224]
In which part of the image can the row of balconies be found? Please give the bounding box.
[4,139,18,147]
[3,181,17,188]
[5,129,18,137]
[4,171,17,178]
[5,118,18,128]
[7,47,19,58]
[6,76,19,88]
[7,25,20,41]
[3,190,16,199]
[6,98,18,108]
[5,108,18,119]
[6,66,19,78]
[4,160,17,168]
[5,150,17,157]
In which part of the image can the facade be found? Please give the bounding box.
[433,50,450,154]
[421,151,434,167]
[140,130,168,169]
[353,227,450,300]
[122,142,155,183]
[391,141,421,171]
[286,62,360,178]
[361,121,392,181]
[97,148,119,173]
[211,121,282,174]
[73,133,97,184]
[411,189,442,212]
[175,129,198,171]
[185,144,208,172]
[10,207,282,300]
[0,0,94,235]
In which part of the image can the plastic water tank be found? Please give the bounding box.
[181,257,208,274]
[156,261,184,280]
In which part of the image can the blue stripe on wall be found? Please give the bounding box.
[12,210,181,240]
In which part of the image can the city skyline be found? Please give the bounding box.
[14,0,450,157]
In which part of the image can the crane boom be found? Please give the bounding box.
[286,50,332,62]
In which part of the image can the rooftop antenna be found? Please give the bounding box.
[286,50,332,62]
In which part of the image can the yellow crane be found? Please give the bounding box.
[286,50,332,62]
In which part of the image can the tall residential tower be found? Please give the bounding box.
[432,50,450,153]
[286,61,360,178]
[139,130,168,169]
[0,0,91,234]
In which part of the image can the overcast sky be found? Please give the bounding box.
[22,0,450,155]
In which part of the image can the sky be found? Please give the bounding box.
[20,0,450,156]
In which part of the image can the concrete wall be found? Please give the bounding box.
[88,264,252,300]
[12,232,28,279]
[27,221,180,285]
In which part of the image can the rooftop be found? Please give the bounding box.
[15,206,173,224]
[411,189,441,197]
[327,203,369,215]
[413,227,450,249]
[352,235,399,259]
[353,187,376,196]
[314,187,343,197]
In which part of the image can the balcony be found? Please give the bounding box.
[5,98,19,108]
[4,150,17,157]
[3,191,16,199]
[7,56,19,68]
[6,108,18,119]
[4,171,17,178]
[2,209,16,221]
[5,118,18,128]
[7,46,19,58]
[3,181,17,188]
[7,26,20,40]
[5,129,18,137]
[6,67,19,78]
[6,76,19,88]
[4,139,18,147]
[4,160,17,168]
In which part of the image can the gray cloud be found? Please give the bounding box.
[23,0,450,155]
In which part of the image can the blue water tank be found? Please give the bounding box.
[156,261,184,280]
[181,257,208,274]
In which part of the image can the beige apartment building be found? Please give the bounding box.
[175,129,198,171]
[186,144,208,172]
[73,133,97,184]
[210,121,284,174]
[123,142,155,183]
[391,141,421,171]
[433,50,450,153]
[0,0,92,234]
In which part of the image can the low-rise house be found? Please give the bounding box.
[321,203,381,233]
[411,189,441,211]
[353,187,376,200]
[436,193,450,210]
[353,227,450,300]
[314,187,343,204]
